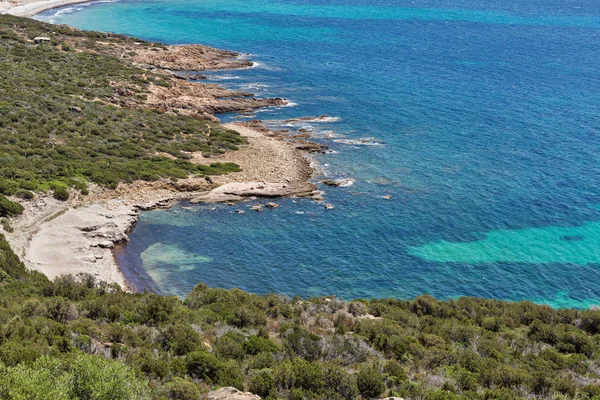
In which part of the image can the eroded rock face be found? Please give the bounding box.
[132,44,252,71]
[206,387,261,400]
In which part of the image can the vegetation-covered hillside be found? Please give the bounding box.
[0,232,596,399]
[0,15,242,202]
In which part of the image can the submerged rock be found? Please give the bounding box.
[265,202,279,208]
[324,203,335,210]
[235,209,245,214]
[320,178,354,187]
[251,204,263,211]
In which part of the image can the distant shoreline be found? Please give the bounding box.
[1,0,97,17]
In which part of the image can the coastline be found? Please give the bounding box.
[5,121,319,291]
[0,6,323,291]
[0,0,96,17]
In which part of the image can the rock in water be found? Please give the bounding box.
[265,202,279,208]
[324,203,335,210]
[207,387,261,400]
[321,179,341,186]
[235,209,245,214]
[251,204,263,211]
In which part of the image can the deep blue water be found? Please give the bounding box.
[37,0,600,307]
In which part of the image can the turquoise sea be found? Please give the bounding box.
[37,0,600,307]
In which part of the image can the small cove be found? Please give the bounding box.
[39,0,600,307]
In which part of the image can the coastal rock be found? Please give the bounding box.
[384,194,392,200]
[207,387,260,400]
[132,44,253,71]
[292,140,329,154]
[251,204,263,211]
[265,202,279,208]
[235,209,245,214]
[84,229,128,244]
[96,241,115,249]
[213,181,317,198]
[320,178,354,187]
[173,73,207,80]
[190,192,245,204]
[324,203,335,210]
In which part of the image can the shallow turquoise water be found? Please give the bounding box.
[38,0,600,307]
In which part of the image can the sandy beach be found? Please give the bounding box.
[0,0,93,17]
[4,122,316,290]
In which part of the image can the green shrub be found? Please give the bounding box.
[0,196,23,217]
[53,187,69,201]
[249,369,275,398]
[356,364,385,399]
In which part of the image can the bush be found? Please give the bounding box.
[53,187,69,201]
[356,364,385,399]
[0,195,23,217]
[249,370,275,398]
[157,377,201,400]
[185,351,220,382]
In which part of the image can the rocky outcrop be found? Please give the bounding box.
[146,80,286,122]
[292,140,329,154]
[132,44,253,71]
[320,178,355,187]
[190,181,317,204]
[206,387,260,400]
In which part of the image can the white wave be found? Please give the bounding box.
[314,129,345,139]
[207,75,241,81]
[240,83,270,90]
[334,137,384,146]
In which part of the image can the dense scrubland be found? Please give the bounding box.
[0,15,242,213]
[0,232,597,399]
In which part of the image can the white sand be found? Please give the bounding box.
[5,124,315,289]
[1,0,93,17]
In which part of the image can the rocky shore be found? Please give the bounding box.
[5,119,319,289]
[0,7,328,290]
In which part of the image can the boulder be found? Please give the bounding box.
[251,204,263,212]
[265,202,279,208]
[207,387,261,400]
[324,203,335,210]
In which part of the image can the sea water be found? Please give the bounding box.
[37,0,600,307]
